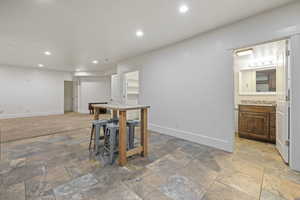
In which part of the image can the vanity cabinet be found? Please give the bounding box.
[238,105,276,143]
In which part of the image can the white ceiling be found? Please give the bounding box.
[0,0,295,72]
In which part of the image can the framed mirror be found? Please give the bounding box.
[239,67,276,95]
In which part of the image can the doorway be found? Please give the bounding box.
[234,39,291,164]
[64,81,74,113]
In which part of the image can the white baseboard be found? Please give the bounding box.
[149,123,234,152]
[0,111,64,119]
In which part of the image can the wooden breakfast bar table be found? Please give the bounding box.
[92,104,150,166]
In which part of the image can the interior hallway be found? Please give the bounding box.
[1,114,300,200]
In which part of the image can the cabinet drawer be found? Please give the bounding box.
[239,105,275,113]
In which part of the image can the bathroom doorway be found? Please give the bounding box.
[234,39,291,164]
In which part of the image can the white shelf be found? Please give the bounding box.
[127,92,139,95]
[127,86,139,89]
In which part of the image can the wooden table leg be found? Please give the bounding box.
[92,108,99,153]
[141,108,148,157]
[118,110,127,166]
[93,108,99,120]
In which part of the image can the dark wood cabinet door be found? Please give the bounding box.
[239,111,270,141]
[269,113,276,143]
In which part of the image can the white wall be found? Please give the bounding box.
[78,77,111,113]
[117,2,300,170]
[0,65,72,119]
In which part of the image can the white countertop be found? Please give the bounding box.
[238,104,276,107]
[92,103,150,111]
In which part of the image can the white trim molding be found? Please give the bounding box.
[149,123,234,152]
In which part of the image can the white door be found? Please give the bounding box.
[111,74,121,103]
[276,40,290,163]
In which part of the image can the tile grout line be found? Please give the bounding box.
[259,168,265,200]
[24,180,28,200]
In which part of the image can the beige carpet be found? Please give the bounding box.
[0,113,110,143]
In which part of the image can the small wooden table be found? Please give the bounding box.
[92,104,150,166]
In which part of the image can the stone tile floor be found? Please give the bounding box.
[1,118,300,199]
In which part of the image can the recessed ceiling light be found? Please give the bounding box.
[136,30,144,37]
[38,64,44,67]
[44,51,51,55]
[179,4,189,14]
[92,60,99,64]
